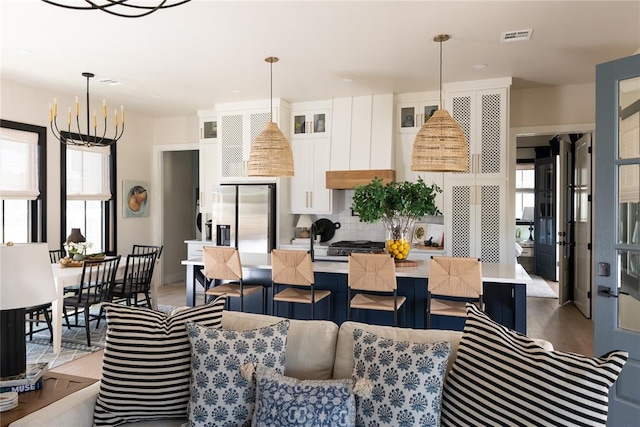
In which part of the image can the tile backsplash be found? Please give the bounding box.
[304,190,443,244]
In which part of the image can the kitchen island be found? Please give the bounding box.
[181,254,531,333]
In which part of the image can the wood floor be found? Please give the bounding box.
[51,278,594,377]
[156,279,594,355]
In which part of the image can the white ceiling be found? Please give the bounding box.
[1,0,639,118]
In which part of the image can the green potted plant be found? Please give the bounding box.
[351,177,442,260]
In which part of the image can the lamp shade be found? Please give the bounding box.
[521,206,535,221]
[0,243,57,310]
[247,122,294,177]
[296,214,313,229]
[411,109,468,172]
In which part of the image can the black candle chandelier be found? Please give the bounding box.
[40,0,192,18]
[49,72,124,147]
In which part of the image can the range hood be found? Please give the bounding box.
[325,169,395,189]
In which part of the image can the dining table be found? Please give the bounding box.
[50,260,159,354]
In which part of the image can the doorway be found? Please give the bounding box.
[514,126,594,318]
[152,143,199,286]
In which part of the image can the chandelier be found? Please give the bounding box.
[49,72,124,147]
[411,34,468,172]
[40,0,192,18]
[247,57,294,177]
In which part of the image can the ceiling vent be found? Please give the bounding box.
[501,29,534,43]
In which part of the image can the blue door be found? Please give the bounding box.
[594,53,640,425]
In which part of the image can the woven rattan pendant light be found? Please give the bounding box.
[411,34,468,172]
[247,57,294,177]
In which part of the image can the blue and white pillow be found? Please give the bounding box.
[352,329,451,427]
[252,365,355,427]
[185,320,290,427]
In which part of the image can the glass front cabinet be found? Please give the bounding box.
[292,109,329,138]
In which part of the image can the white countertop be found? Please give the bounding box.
[182,253,532,283]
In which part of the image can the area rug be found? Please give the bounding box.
[25,304,177,369]
[527,274,558,299]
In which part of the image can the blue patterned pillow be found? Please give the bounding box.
[185,320,290,427]
[252,365,355,426]
[352,329,451,427]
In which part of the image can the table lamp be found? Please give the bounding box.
[296,214,313,238]
[0,243,57,377]
[521,206,535,241]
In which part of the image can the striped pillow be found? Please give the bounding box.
[441,304,628,427]
[93,298,226,427]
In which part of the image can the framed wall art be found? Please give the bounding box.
[123,180,149,218]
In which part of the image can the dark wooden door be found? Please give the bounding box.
[535,156,557,280]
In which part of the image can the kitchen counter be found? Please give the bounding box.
[182,254,530,332]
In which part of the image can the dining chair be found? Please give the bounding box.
[271,249,330,320]
[49,249,64,263]
[132,244,163,259]
[347,252,406,326]
[62,255,121,346]
[426,256,483,329]
[106,251,157,310]
[202,246,265,313]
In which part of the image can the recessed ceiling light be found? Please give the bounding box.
[341,78,353,83]
[472,64,487,70]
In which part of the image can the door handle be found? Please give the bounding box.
[597,286,616,298]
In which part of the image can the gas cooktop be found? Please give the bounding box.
[327,240,386,256]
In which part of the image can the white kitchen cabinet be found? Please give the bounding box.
[291,138,332,213]
[197,112,219,214]
[443,178,508,263]
[396,100,439,133]
[292,109,330,138]
[329,94,394,171]
[446,86,508,179]
[215,99,290,181]
[218,108,272,179]
[185,239,215,260]
[198,140,217,213]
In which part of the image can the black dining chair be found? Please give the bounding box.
[108,251,157,310]
[62,256,121,346]
[49,249,64,263]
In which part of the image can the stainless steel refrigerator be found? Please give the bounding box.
[211,183,276,253]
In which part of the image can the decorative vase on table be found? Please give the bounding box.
[66,228,86,259]
[383,214,414,261]
[66,228,86,244]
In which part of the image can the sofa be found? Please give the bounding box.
[11,307,626,427]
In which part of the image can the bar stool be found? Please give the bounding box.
[271,249,331,320]
[427,256,483,329]
[203,246,265,312]
[347,253,406,326]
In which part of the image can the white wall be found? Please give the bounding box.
[511,84,595,127]
[1,78,155,254]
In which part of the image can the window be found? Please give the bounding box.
[60,134,117,254]
[516,164,535,219]
[0,120,47,243]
